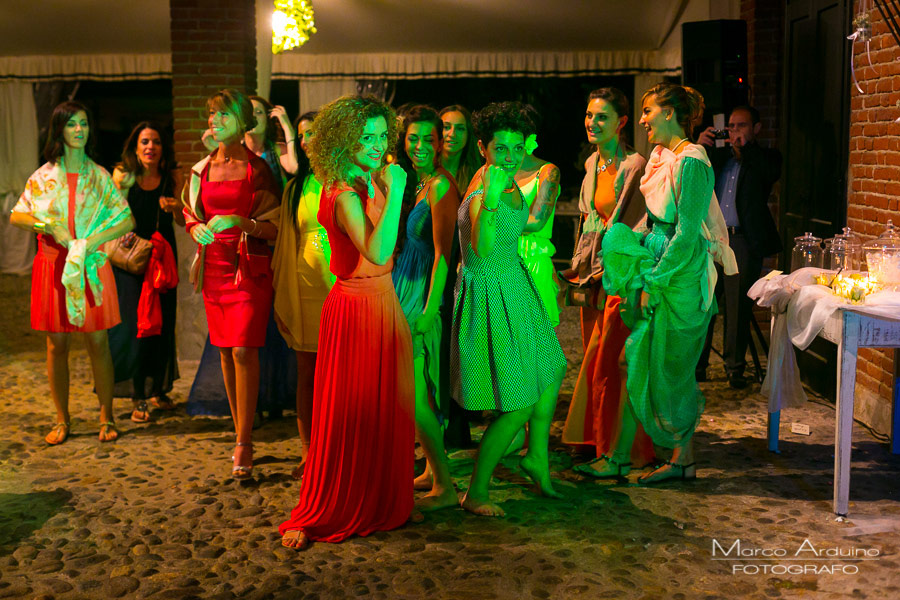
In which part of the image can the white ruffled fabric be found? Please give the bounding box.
[749,267,900,412]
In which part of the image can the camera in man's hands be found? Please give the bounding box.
[711,129,730,140]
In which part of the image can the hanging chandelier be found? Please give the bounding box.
[272,0,317,54]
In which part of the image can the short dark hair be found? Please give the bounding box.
[42,101,96,164]
[472,101,533,146]
[730,105,760,125]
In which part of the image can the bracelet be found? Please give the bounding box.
[248,219,260,237]
[286,138,296,143]
[33,221,46,233]
[481,200,499,213]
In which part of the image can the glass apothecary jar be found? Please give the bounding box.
[791,232,824,272]
[863,220,900,291]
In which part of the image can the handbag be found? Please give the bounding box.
[558,270,607,310]
[105,231,153,275]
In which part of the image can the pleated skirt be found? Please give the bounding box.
[279,273,415,543]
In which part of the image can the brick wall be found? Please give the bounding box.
[741,0,784,148]
[171,0,257,180]
[169,0,258,360]
[847,1,899,430]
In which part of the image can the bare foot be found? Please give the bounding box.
[281,529,309,550]
[290,458,305,480]
[461,492,505,517]
[519,455,563,499]
[413,470,433,491]
[415,487,459,512]
[99,422,119,443]
[408,509,425,523]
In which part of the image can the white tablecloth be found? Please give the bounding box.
[748,268,900,412]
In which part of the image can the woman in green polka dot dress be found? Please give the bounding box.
[451,102,567,517]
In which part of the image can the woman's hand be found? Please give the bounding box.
[640,290,653,317]
[482,165,508,204]
[201,128,217,152]
[414,312,436,335]
[46,220,73,248]
[380,163,407,198]
[159,196,181,214]
[113,167,135,191]
[270,105,291,128]
[207,214,243,234]
[191,223,215,245]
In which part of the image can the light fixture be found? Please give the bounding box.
[272,0,317,54]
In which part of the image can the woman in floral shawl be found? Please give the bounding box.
[10,100,135,445]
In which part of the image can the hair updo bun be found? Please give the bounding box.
[641,83,706,141]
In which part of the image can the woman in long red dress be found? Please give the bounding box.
[184,89,280,479]
[280,95,415,551]
[10,101,134,444]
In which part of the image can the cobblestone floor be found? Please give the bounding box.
[1,273,898,600]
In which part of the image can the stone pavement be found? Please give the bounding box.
[0,273,898,600]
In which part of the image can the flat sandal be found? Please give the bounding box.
[573,453,632,479]
[45,422,70,446]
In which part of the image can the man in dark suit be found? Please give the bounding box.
[697,105,782,388]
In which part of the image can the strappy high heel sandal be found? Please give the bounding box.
[232,441,253,479]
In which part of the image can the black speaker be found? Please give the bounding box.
[682,19,749,118]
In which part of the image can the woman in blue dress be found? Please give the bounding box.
[392,106,460,511]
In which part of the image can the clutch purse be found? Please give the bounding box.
[558,270,606,310]
[236,233,272,281]
[105,232,152,275]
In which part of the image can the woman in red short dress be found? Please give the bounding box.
[280,95,415,551]
[10,100,134,444]
[184,89,280,479]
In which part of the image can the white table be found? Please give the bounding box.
[767,307,900,516]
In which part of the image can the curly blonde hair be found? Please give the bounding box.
[308,95,399,186]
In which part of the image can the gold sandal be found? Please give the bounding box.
[45,422,70,445]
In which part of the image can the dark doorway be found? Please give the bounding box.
[71,80,173,171]
[781,0,852,399]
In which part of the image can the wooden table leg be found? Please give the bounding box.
[893,348,899,456]
[834,311,859,516]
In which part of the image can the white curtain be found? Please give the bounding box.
[0,82,38,275]
[274,50,681,81]
[298,80,358,113]
[0,54,171,82]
